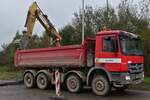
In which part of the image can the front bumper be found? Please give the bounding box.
[111,72,144,85]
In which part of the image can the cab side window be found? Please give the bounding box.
[102,36,118,52]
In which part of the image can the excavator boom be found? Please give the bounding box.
[21,2,61,49]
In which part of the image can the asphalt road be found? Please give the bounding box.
[0,85,150,100]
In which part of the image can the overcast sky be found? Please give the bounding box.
[0,0,121,50]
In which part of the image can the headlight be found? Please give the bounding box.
[125,76,131,80]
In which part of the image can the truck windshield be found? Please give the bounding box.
[120,32,143,56]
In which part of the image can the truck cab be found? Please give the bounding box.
[94,30,144,87]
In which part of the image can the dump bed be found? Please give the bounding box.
[15,45,86,68]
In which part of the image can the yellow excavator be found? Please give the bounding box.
[16,2,62,49]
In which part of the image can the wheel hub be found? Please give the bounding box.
[96,80,105,91]
[70,79,77,89]
[27,78,31,83]
[40,78,45,85]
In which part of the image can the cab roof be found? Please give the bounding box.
[97,30,121,35]
[97,30,139,38]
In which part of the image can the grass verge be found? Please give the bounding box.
[0,66,21,80]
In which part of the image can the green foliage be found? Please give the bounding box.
[22,32,53,49]
[40,32,51,47]
[60,25,81,45]
[27,34,42,49]
[73,6,96,36]
[0,66,21,80]
[140,29,150,71]
[0,43,16,68]
[0,31,19,67]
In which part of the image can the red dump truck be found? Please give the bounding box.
[15,30,144,96]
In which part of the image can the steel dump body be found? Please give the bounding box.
[15,45,86,68]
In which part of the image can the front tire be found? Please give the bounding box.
[24,72,35,88]
[92,75,110,96]
[66,74,83,93]
[36,73,49,90]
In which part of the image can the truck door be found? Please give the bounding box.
[95,34,121,71]
[87,41,95,67]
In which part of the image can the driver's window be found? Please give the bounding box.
[102,36,118,52]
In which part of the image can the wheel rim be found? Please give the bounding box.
[95,80,105,91]
[39,77,45,85]
[67,75,80,92]
[92,76,110,96]
[69,78,78,89]
[37,73,48,89]
[24,73,34,88]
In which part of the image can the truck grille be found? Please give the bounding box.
[128,63,144,74]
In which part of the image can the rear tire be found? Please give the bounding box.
[92,75,110,96]
[24,72,35,88]
[36,73,49,90]
[66,74,83,93]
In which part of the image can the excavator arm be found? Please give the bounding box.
[20,2,61,49]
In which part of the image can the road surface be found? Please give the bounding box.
[0,85,150,100]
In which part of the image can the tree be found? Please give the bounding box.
[93,5,117,30]
[140,29,150,71]
[73,6,95,38]
[59,25,80,45]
